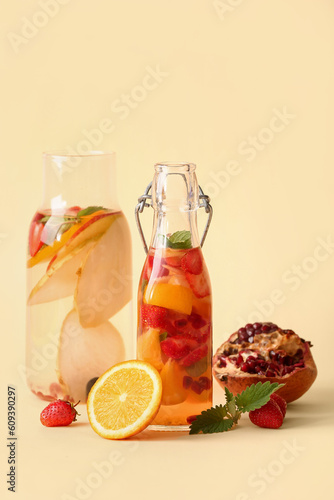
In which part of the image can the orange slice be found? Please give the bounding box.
[87,360,162,439]
[144,282,193,315]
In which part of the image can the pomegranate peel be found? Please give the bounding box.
[213,322,317,403]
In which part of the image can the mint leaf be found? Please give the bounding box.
[235,381,284,413]
[141,279,148,294]
[159,332,168,342]
[165,230,192,249]
[224,387,234,403]
[189,405,233,434]
[188,382,285,436]
[185,356,208,377]
[40,215,51,224]
[77,206,106,217]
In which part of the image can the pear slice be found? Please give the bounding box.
[57,309,125,402]
[28,241,96,305]
[49,211,121,270]
[74,214,132,328]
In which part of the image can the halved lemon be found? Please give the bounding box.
[87,360,162,439]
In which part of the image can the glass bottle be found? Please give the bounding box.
[26,151,132,403]
[136,162,213,429]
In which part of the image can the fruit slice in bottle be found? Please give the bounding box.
[27,210,109,268]
[143,282,193,316]
[28,241,96,305]
[57,309,125,402]
[75,214,132,327]
[46,211,118,270]
[137,328,164,371]
[160,359,187,406]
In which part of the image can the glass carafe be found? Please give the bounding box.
[136,162,213,429]
[26,151,132,403]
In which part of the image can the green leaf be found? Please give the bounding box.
[189,405,233,434]
[40,215,51,223]
[235,382,285,413]
[159,332,168,342]
[55,222,74,240]
[141,279,148,294]
[77,206,106,217]
[227,400,237,418]
[224,387,234,403]
[185,356,208,377]
[166,230,192,249]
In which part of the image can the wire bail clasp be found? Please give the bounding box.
[135,182,213,254]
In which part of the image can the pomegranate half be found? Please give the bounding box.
[213,322,317,403]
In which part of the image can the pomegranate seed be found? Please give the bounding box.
[248,336,254,343]
[253,322,262,330]
[238,327,247,336]
[187,415,198,424]
[293,362,305,368]
[190,314,206,329]
[175,319,188,329]
[269,350,276,359]
[261,324,271,333]
[199,377,212,390]
[241,363,248,372]
[247,361,256,371]
[266,369,276,377]
[239,331,249,342]
[218,358,226,368]
[247,356,257,361]
[236,353,243,365]
[191,381,204,395]
[246,327,254,335]
[245,323,253,329]
[255,365,263,373]
[183,376,193,389]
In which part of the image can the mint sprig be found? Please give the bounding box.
[189,382,284,435]
[77,206,106,217]
[159,230,192,249]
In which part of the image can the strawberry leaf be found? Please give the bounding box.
[235,381,285,413]
[189,405,233,434]
[224,387,234,403]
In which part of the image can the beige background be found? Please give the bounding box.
[1,1,334,499]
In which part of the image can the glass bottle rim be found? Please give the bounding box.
[42,150,115,159]
[154,162,196,172]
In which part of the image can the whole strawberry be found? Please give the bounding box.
[270,392,287,417]
[40,400,80,427]
[249,399,283,429]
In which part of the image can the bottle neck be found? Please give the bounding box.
[150,210,200,249]
[150,162,201,249]
[40,151,119,212]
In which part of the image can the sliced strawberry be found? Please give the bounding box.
[180,344,208,367]
[143,255,154,280]
[143,255,169,280]
[249,399,283,429]
[140,304,168,329]
[270,393,287,418]
[160,337,192,359]
[29,219,45,257]
[185,272,210,298]
[181,248,203,275]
